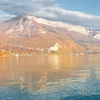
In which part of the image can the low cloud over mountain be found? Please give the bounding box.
[0,0,100,28]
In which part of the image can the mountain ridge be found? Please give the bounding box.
[0,15,100,55]
[2,15,89,35]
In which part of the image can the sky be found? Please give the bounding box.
[0,0,100,29]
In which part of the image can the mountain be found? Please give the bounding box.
[0,15,100,55]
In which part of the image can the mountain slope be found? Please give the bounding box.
[0,15,100,55]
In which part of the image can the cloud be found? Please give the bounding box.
[0,0,55,15]
[17,0,55,6]
[39,7,100,29]
[0,14,15,22]
[0,0,100,28]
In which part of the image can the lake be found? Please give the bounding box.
[0,54,100,100]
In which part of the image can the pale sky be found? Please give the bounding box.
[0,0,100,29]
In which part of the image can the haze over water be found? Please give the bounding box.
[0,55,100,100]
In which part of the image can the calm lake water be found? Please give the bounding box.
[0,54,100,100]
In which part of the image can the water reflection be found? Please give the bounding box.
[0,55,100,100]
[48,55,59,70]
[37,72,48,90]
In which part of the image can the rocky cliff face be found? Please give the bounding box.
[0,15,100,54]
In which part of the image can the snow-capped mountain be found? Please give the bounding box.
[32,15,89,35]
[0,15,100,55]
[0,15,89,36]
[94,34,100,39]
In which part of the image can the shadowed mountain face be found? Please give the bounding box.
[0,15,100,54]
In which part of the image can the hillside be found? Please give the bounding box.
[0,15,100,55]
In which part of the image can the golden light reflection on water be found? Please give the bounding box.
[0,55,100,92]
